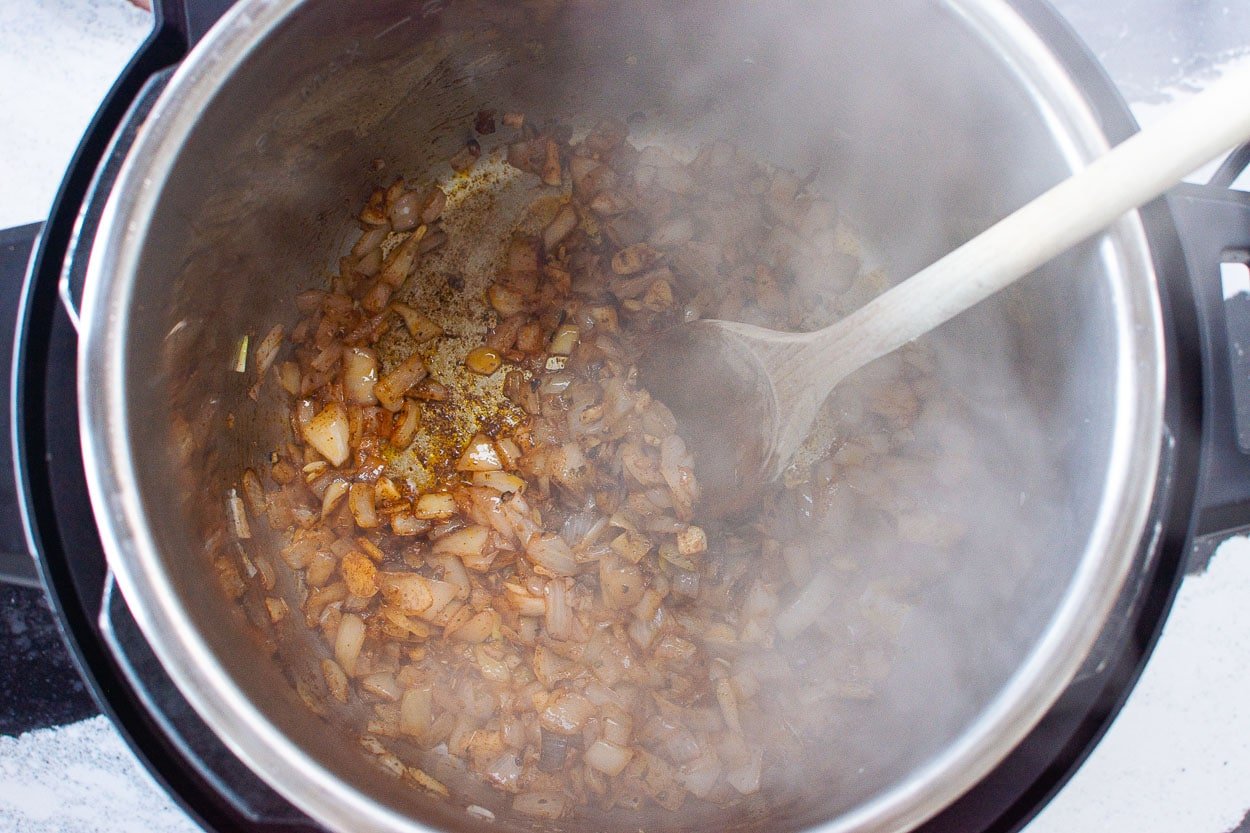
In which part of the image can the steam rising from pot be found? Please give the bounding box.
[553,0,1106,818]
[132,1,1138,831]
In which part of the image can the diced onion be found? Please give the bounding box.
[465,346,503,375]
[343,347,380,405]
[236,117,941,817]
[484,751,523,790]
[539,690,595,735]
[321,479,349,518]
[471,470,525,494]
[406,766,450,797]
[432,524,490,559]
[322,659,349,703]
[649,214,695,248]
[390,400,420,449]
[374,354,428,411]
[303,402,351,467]
[526,534,579,577]
[277,361,301,395]
[584,680,628,708]
[419,187,447,224]
[378,573,457,619]
[379,226,425,288]
[227,489,251,540]
[543,204,578,252]
[487,283,527,317]
[335,613,366,675]
[390,513,429,536]
[360,672,401,701]
[540,138,562,186]
[776,571,836,640]
[725,747,763,795]
[400,687,433,737]
[543,579,575,640]
[254,324,284,379]
[547,324,579,356]
[610,243,658,275]
[340,550,378,598]
[504,582,546,617]
[446,609,497,643]
[390,302,443,343]
[466,805,495,822]
[715,677,742,734]
[678,751,723,799]
[264,597,288,622]
[349,483,379,529]
[388,189,423,231]
[456,434,503,472]
[495,437,522,469]
[584,739,633,776]
[415,492,457,520]
[600,707,632,746]
[239,469,267,517]
[600,556,644,609]
[676,525,707,556]
[430,553,471,599]
[474,644,511,682]
[413,379,449,401]
[352,226,389,258]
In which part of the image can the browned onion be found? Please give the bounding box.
[540,690,596,735]
[374,354,427,411]
[302,402,350,467]
[343,347,379,405]
[231,114,949,819]
[526,534,578,577]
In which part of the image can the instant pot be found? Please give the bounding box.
[7,1,1250,831]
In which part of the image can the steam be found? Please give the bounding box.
[146,1,1131,829]
[557,0,1113,825]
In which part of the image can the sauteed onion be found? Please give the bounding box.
[225,113,956,819]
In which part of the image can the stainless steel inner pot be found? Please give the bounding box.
[77,1,1163,832]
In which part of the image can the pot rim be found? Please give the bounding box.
[76,1,1165,832]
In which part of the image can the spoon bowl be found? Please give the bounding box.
[636,321,778,517]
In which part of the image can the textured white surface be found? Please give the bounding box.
[1,2,1250,833]
[1030,538,1250,833]
[0,716,198,833]
[0,0,151,229]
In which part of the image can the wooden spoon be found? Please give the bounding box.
[639,64,1250,516]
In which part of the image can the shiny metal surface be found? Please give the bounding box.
[77,2,1163,832]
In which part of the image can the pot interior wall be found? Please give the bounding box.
[123,1,1124,831]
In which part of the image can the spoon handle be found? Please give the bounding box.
[800,61,1250,381]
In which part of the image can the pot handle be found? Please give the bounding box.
[21,2,193,327]
[1168,148,1250,567]
[55,68,178,331]
[0,225,45,586]
[4,0,238,587]
[25,0,239,324]
[156,0,238,48]
[3,67,178,587]
[55,0,240,325]
[94,573,314,827]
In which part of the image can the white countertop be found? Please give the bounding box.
[1,2,1248,832]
